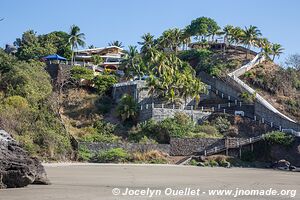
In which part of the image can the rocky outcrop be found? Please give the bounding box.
[269,137,300,167]
[0,130,50,188]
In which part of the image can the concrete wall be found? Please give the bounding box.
[170,138,224,156]
[198,72,243,101]
[138,105,211,123]
[254,102,300,132]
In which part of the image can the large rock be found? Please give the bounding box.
[270,137,300,167]
[0,130,50,188]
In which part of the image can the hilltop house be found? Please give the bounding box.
[74,46,124,72]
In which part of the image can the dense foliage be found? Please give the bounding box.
[14,30,72,60]
[0,50,71,159]
[264,131,295,147]
[129,113,222,144]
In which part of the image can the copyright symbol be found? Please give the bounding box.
[112,188,121,195]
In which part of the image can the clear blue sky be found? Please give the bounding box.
[1,0,299,63]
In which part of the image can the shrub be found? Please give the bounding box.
[211,116,231,133]
[208,160,218,167]
[131,150,168,164]
[264,131,295,146]
[96,148,129,163]
[92,74,118,94]
[194,125,219,136]
[116,94,139,122]
[79,122,119,143]
[4,95,29,109]
[78,146,93,161]
[189,159,199,166]
[71,66,94,81]
[138,136,158,144]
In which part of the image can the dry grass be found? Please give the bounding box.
[131,150,169,164]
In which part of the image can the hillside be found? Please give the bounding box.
[240,61,300,122]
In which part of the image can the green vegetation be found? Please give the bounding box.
[14,30,72,60]
[0,50,71,159]
[78,146,93,161]
[71,66,94,81]
[129,113,222,144]
[92,74,118,95]
[79,121,120,143]
[96,148,129,163]
[116,94,139,122]
[264,131,295,147]
[211,116,231,133]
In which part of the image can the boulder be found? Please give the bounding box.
[0,130,50,188]
[271,159,290,171]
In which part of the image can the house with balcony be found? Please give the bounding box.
[74,46,124,73]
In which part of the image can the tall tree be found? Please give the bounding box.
[68,25,85,65]
[242,25,262,59]
[108,40,124,48]
[138,33,155,55]
[271,43,284,61]
[122,45,146,79]
[285,54,300,70]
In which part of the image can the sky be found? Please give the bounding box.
[1,0,299,63]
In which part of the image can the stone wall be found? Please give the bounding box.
[170,138,224,156]
[112,80,151,103]
[78,142,170,154]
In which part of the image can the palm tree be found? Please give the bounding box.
[241,25,262,59]
[68,25,85,65]
[116,94,138,122]
[138,33,155,55]
[223,25,234,44]
[230,27,244,47]
[271,43,284,61]
[207,25,221,42]
[255,38,270,52]
[108,40,124,48]
[92,55,103,65]
[261,44,272,62]
[122,45,145,79]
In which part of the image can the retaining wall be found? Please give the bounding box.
[78,142,170,154]
[79,137,226,156]
[138,105,211,123]
[170,138,224,156]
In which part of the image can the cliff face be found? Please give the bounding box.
[269,138,300,167]
[0,130,50,188]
